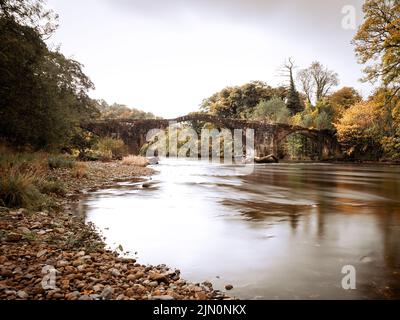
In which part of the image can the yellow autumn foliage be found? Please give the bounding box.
[335,101,382,159]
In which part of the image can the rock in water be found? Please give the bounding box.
[254,154,279,164]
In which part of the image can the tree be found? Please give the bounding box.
[298,62,339,104]
[329,87,362,110]
[291,99,336,130]
[0,16,48,147]
[251,97,291,124]
[281,58,304,115]
[353,0,400,96]
[0,0,58,37]
[372,88,400,159]
[0,0,97,149]
[201,81,286,119]
[96,101,158,119]
[335,101,384,160]
[297,68,314,104]
[328,87,362,121]
[381,108,400,159]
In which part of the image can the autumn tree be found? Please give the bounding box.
[298,62,339,105]
[335,101,384,160]
[381,102,400,159]
[371,88,400,159]
[353,0,400,96]
[352,0,400,159]
[329,87,362,109]
[328,87,362,121]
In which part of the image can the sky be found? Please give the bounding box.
[46,0,372,118]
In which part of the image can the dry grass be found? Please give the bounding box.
[0,144,48,208]
[0,166,44,209]
[122,155,149,167]
[72,162,89,179]
[0,143,78,208]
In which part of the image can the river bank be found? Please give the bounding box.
[0,161,231,300]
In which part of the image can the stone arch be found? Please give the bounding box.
[82,114,343,160]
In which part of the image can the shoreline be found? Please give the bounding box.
[0,161,231,300]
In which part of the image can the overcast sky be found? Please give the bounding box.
[46,0,371,118]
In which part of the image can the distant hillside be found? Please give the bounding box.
[96,100,161,120]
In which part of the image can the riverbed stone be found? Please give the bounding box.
[151,295,175,301]
[17,291,29,299]
[93,284,104,292]
[109,268,121,277]
[6,233,22,242]
[65,291,81,300]
[101,286,114,300]
[36,250,47,258]
[17,227,31,234]
[149,273,169,284]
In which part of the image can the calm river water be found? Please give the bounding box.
[82,159,400,299]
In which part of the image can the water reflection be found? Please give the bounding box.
[82,159,400,299]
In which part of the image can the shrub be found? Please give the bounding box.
[97,137,127,161]
[38,179,66,196]
[48,156,76,170]
[0,145,49,208]
[70,130,98,159]
[122,155,149,167]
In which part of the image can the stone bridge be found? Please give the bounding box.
[82,114,343,160]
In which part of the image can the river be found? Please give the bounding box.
[81,159,400,299]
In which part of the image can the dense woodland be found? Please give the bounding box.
[0,0,399,161]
